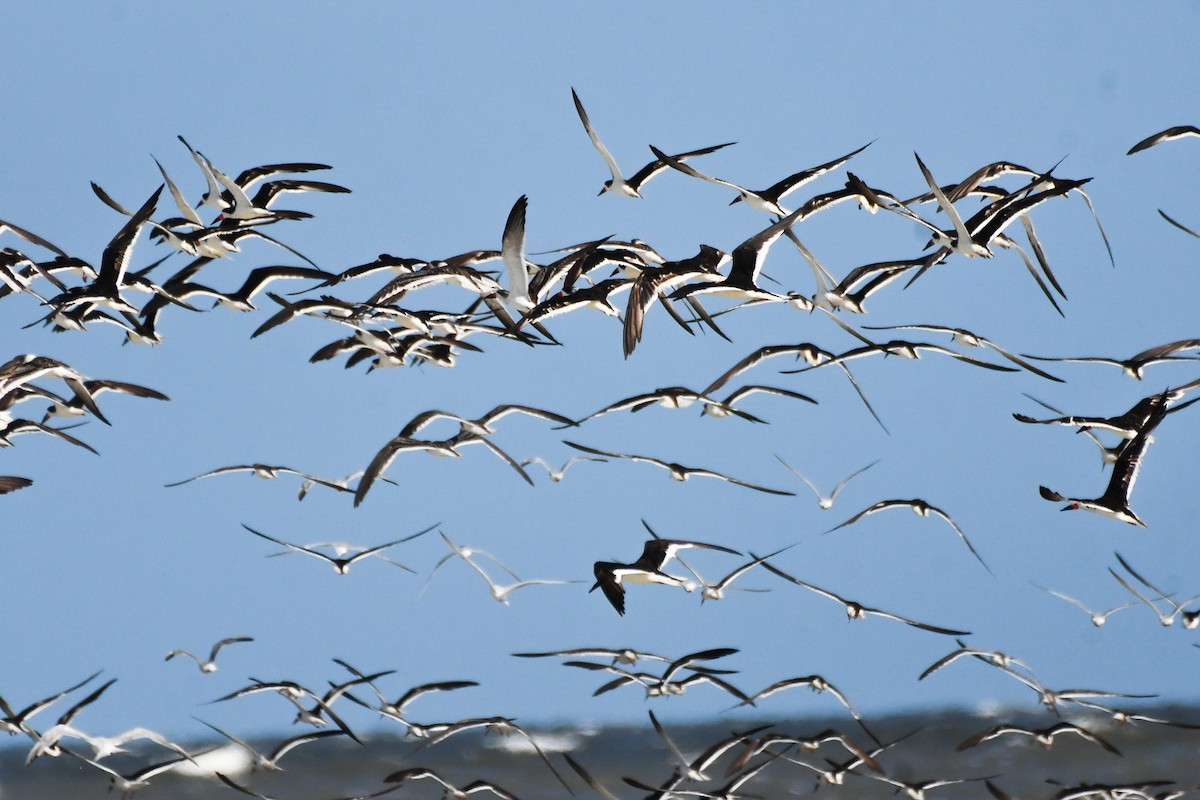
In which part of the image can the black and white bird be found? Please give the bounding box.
[1037,390,1181,526]
[650,142,872,216]
[1020,338,1200,380]
[572,88,734,198]
[955,721,1121,755]
[384,766,520,799]
[49,185,163,316]
[758,559,970,636]
[195,719,347,772]
[566,440,795,497]
[826,499,989,572]
[1127,124,1200,154]
[239,523,431,574]
[1,670,102,736]
[590,522,741,615]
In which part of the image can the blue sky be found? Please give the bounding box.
[3,0,1200,757]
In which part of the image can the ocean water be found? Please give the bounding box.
[5,705,1200,799]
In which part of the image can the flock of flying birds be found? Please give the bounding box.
[3,93,1200,799]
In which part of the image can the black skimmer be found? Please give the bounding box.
[29,379,168,423]
[164,463,375,496]
[239,523,432,574]
[367,262,505,306]
[567,646,746,699]
[73,752,194,798]
[622,245,727,357]
[522,277,634,327]
[865,774,990,800]
[211,678,364,742]
[824,254,937,314]
[774,455,879,510]
[571,88,734,198]
[566,440,795,496]
[152,266,335,312]
[50,185,163,316]
[862,323,1064,382]
[1066,700,1200,730]
[590,524,741,615]
[1127,124,1200,154]
[1014,390,1189,440]
[910,152,995,258]
[646,709,721,783]
[13,676,117,760]
[702,342,837,395]
[0,670,102,736]
[672,203,812,305]
[917,639,1034,682]
[579,385,770,425]
[0,418,99,455]
[826,498,990,572]
[0,355,110,424]
[724,728,884,780]
[792,730,918,789]
[1020,338,1200,380]
[165,636,253,674]
[699,385,818,421]
[562,753,628,800]
[500,195,534,312]
[335,658,476,725]
[354,430,532,507]
[649,141,872,216]
[1159,208,1200,238]
[397,403,578,438]
[956,721,1121,755]
[1036,390,1181,526]
[732,675,873,740]
[757,559,970,635]
[779,338,1020,377]
[0,217,67,258]
[418,716,572,792]
[197,723,347,774]
[511,646,673,667]
[0,476,32,494]
[983,658,1156,714]
[176,136,330,223]
[384,767,520,799]
[622,748,783,799]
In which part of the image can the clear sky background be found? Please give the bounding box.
[2,0,1199,756]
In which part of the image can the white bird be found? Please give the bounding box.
[775,455,879,510]
[442,535,578,605]
[520,455,607,482]
[26,724,192,764]
[165,636,253,674]
[1037,584,1136,627]
[501,195,534,312]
